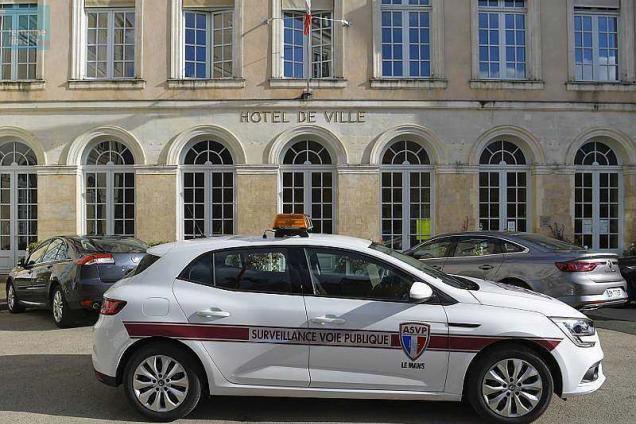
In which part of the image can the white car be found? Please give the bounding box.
[92,216,605,423]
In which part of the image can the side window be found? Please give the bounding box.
[178,252,213,286]
[412,239,454,259]
[454,237,500,257]
[306,248,414,302]
[27,241,50,265]
[41,239,64,263]
[55,241,71,261]
[503,241,524,253]
[213,248,292,294]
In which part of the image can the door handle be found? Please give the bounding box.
[311,315,346,325]
[431,264,442,270]
[478,264,494,271]
[195,308,230,319]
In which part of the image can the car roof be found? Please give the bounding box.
[148,234,373,257]
[429,231,528,238]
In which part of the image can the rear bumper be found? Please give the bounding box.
[555,277,629,309]
[94,368,118,387]
[67,280,113,310]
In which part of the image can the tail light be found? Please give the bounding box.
[100,298,127,315]
[76,253,114,266]
[555,261,598,273]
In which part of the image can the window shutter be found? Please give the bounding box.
[282,0,333,11]
[574,0,620,9]
[85,0,136,7]
[182,0,234,8]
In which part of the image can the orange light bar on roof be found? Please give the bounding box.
[272,214,313,231]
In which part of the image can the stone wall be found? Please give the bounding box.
[37,174,77,240]
[135,173,176,243]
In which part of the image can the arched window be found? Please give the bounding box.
[84,140,135,236]
[479,140,528,232]
[0,141,38,271]
[181,140,235,239]
[574,141,621,250]
[381,140,433,251]
[281,140,335,234]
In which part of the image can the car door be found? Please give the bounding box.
[13,240,50,302]
[31,238,65,303]
[408,237,455,271]
[302,247,449,392]
[443,236,505,280]
[172,246,311,388]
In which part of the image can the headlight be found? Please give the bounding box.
[550,317,596,348]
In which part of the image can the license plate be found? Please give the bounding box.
[605,288,624,299]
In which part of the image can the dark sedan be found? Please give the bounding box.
[5,236,147,327]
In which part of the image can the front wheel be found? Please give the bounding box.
[6,281,25,313]
[466,347,554,424]
[123,343,203,422]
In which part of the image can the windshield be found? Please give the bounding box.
[80,237,147,253]
[516,234,585,251]
[370,243,475,290]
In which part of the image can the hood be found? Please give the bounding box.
[458,276,586,318]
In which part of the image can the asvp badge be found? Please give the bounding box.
[400,322,430,361]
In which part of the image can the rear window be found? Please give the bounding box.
[81,238,147,253]
[132,254,161,276]
[516,234,585,251]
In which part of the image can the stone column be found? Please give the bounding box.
[135,170,176,243]
[435,171,478,234]
[337,169,381,241]
[37,171,77,240]
[624,172,636,250]
[236,169,278,235]
[534,171,574,240]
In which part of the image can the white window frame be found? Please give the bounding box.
[567,0,636,85]
[183,8,234,79]
[170,0,243,83]
[271,0,344,82]
[179,140,236,240]
[573,9,619,82]
[281,10,333,79]
[71,0,143,81]
[371,0,445,87]
[379,142,435,251]
[573,142,624,252]
[470,0,542,85]
[0,0,45,82]
[85,8,136,80]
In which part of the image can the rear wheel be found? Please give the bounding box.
[51,286,75,328]
[467,347,554,424]
[123,343,203,422]
[6,281,25,313]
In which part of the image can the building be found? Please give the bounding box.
[0,0,635,272]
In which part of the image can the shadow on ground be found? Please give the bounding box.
[0,353,480,423]
[0,310,96,331]
[586,303,636,336]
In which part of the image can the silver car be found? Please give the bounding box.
[405,232,629,309]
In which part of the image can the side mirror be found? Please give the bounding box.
[17,257,25,267]
[410,281,434,303]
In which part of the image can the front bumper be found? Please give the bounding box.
[552,332,606,397]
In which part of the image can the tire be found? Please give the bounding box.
[466,347,554,424]
[123,343,203,422]
[6,281,25,313]
[50,286,75,328]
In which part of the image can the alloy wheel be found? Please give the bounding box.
[481,358,544,418]
[133,355,189,413]
[52,290,63,323]
[7,284,15,310]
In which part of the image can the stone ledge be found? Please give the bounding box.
[0,80,45,91]
[67,79,146,90]
[470,80,545,90]
[167,78,246,89]
[566,82,636,92]
[269,78,347,89]
[370,78,448,89]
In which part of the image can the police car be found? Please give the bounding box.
[92,214,605,423]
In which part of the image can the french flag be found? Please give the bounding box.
[303,0,312,36]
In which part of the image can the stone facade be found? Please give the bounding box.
[0,0,633,272]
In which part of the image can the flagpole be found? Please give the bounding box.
[304,0,312,100]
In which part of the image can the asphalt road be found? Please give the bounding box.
[0,307,635,424]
